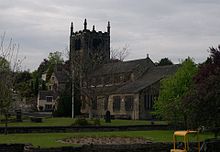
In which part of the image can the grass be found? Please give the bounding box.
[0,117,168,127]
[0,131,214,148]
[0,117,74,127]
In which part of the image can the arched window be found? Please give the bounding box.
[113,96,121,112]
[125,96,134,111]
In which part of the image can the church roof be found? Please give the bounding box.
[90,57,155,76]
[113,64,179,94]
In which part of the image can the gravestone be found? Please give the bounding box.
[105,111,111,123]
[16,109,22,122]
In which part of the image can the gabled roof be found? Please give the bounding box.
[53,70,69,83]
[51,63,70,83]
[90,57,155,76]
[113,64,179,94]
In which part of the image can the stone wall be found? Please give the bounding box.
[0,144,26,152]
[108,93,139,120]
[1,140,220,152]
[80,143,172,152]
[139,82,160,120]
[0,125,173,134]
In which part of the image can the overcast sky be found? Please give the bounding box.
[1,0,220,71]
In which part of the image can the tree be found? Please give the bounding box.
[33,51,64,98]
[158,58,173,66]
[14,71,33,97]
[0,33,21,134]
[183,46,220,129]
[110,45,129,62]
[153,58,197,127]
[37,51,64,81]
[46,51,64,81]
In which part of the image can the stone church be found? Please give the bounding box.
[70,19,178,120]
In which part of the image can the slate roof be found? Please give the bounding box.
[38,90,57,100]
[54,70,69,83]
[113,64,179,94]
[52,63,70,83]
[90,57,155,76]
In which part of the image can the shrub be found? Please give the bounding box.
[93,119,101,126]
[72,118,89,126]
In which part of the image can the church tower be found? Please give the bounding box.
[70,19,110,67]
[69,19,110,118]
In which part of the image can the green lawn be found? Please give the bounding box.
[0,117,168,127]
[0,131,214,148]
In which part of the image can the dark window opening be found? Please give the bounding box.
[75,39,81,50]
[125,96,134,111]
[93,38,102,49]
[144,94,156,110]
[45,104,52,110]
[104,97,108,110]
[113,96,121,112]
[46,96,53,102]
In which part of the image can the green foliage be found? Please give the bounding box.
[0,56,10,71]
[53,95,72,117]
[31,51,64,99]
[14,71,34,97]
[93,118,101,126]
[154,58,197,126]
[0,57,13,110]
[53,82,81,117]
[183,46,220,128]
[158,58,173,66]
[72,118,89,126]
[48,51,64,65]
[46,51,64,81]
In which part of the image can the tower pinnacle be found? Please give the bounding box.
[70,22,73,35]
[107,21,110,34]
[84,19,87,30]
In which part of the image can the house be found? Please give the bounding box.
[48,64,69,93]
[37,90,56,111]
[70,19,179,119]
[37,64,69,111]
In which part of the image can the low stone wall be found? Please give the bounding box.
[0,144,26,152]
[0,140,220,152]
[81,143,172,152]
[26,143,172,152]
[0,125,174,134]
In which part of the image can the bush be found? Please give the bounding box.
[93,119,101,126]
[72,118,89,126]
[30,117,42,123]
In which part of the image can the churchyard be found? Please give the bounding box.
[0,116,216,149]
